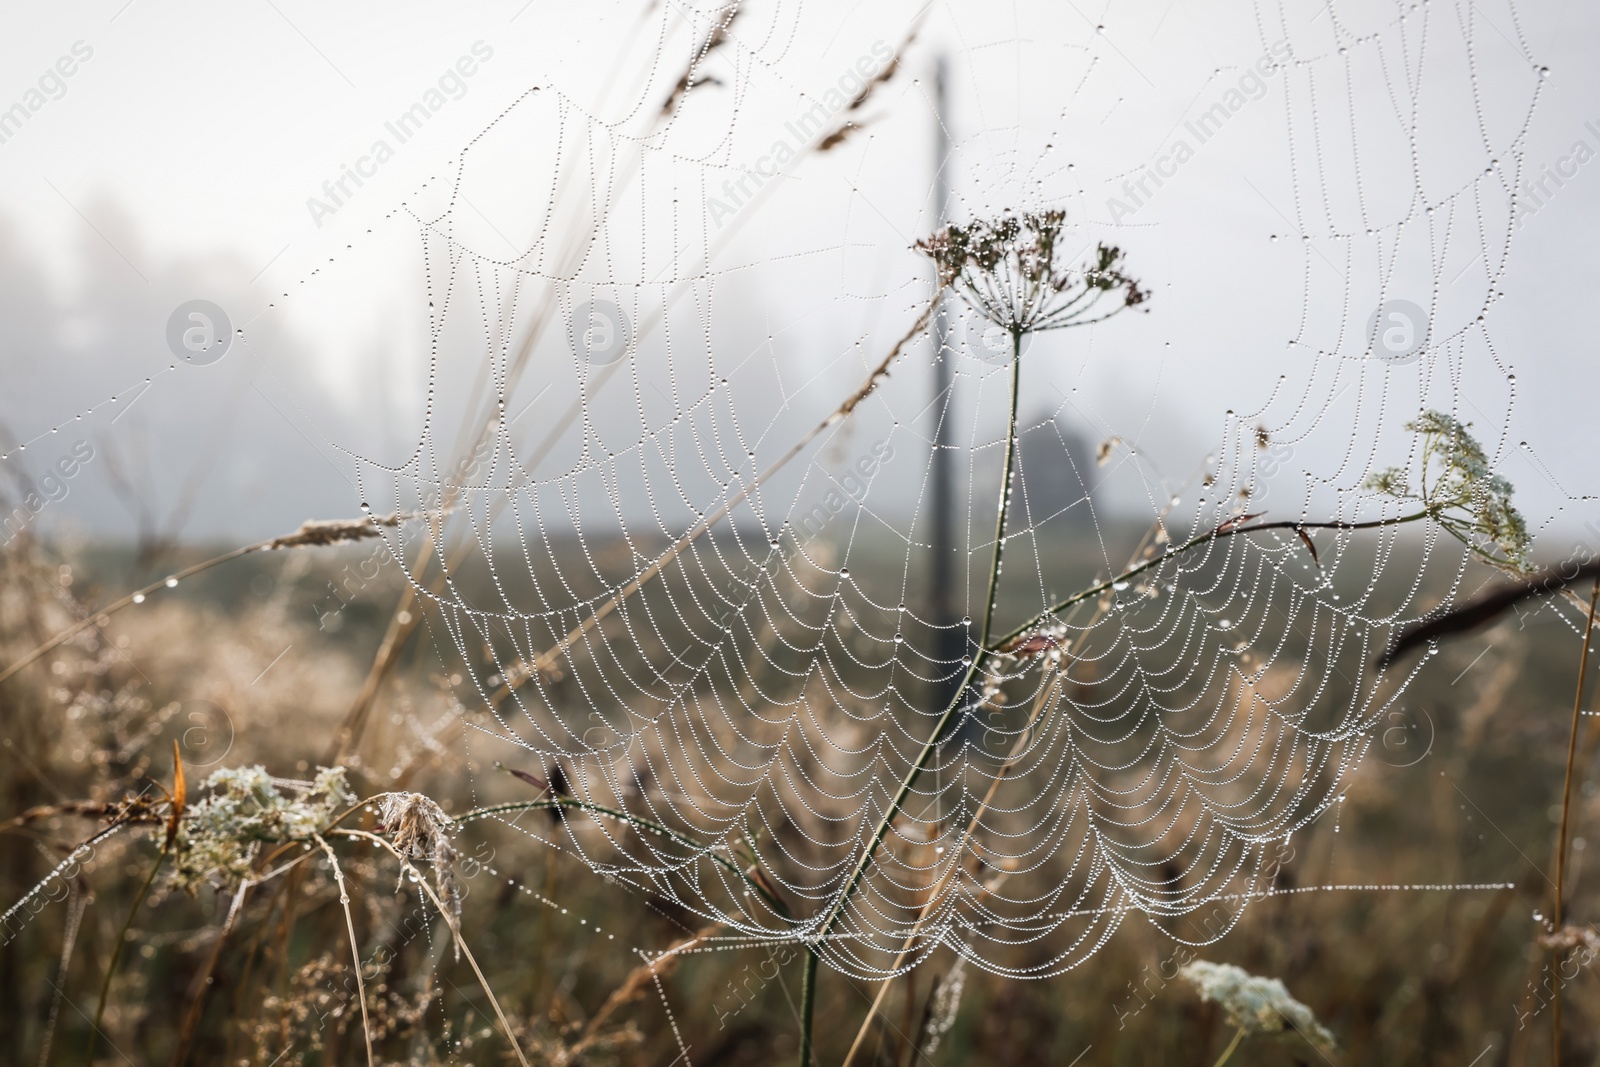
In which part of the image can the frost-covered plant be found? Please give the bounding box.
[1366,409,1530,570]
[1180,961,1335,1064]
[169,765,353,892]
[915,209,1148,337]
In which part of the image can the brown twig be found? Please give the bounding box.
[1378,560,1600,669]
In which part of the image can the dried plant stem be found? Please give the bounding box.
[3,543,259,686]
[1211,1026,1247,1067]
[336,829,532,1067]
[326,544,434,762]
[564,923,725,1064]
[313,835,374,1067]
[1550,575,1599,1067]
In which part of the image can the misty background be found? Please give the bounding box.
[0,0,1596,561]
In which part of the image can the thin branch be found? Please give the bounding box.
[994,510,1436,652]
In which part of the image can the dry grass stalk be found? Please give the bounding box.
[816,23,920,152]
[659,5,740,115]
[313,833,375,1067]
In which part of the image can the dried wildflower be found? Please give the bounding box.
[169,766,353,892]
[1180,961,1335,1054]
[916,209,1148,341]
[375,791,463,932]
[1366,410,1529,569]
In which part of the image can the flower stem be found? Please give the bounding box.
[979,328,1025,651]
[799,946,819,1066]
[1551,575,1600,1066]
[313,834,374,1067]
[1211,1026,1247,1067]
[809,328,1025,986]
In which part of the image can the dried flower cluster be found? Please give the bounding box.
[916,209,1148,338]
[375,791,463,926]
[169,765,353,892]
[1180,961,1335,1052]
[1366,409,1530,569]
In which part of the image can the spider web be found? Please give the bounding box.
[298,0,1553,982]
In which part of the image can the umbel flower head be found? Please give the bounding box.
[916,209,1148,337]
[1180,960,1336,1053]
[1365,409,1530,570]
